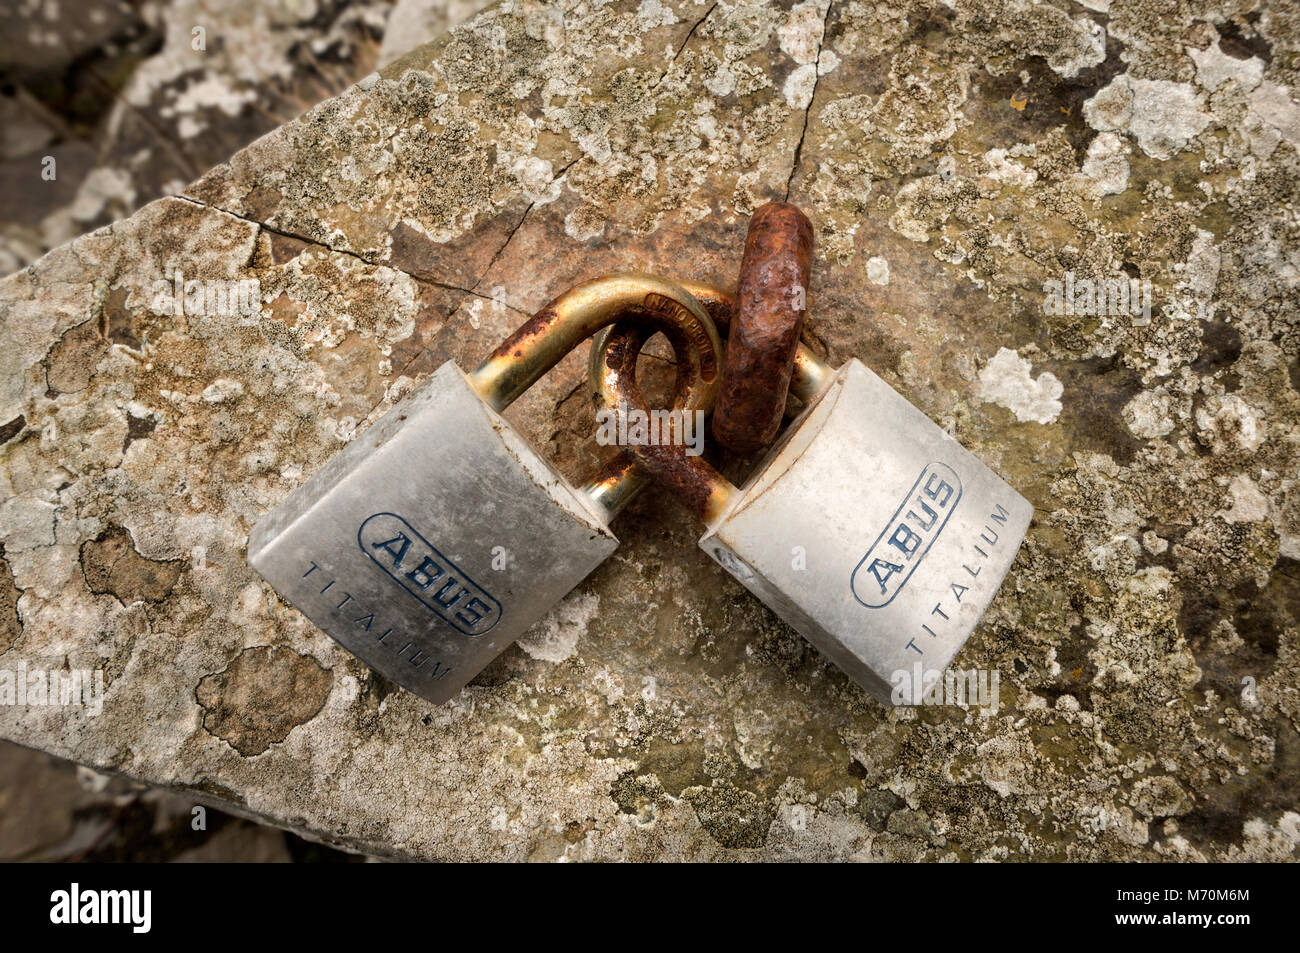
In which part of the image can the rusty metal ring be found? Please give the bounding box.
[467,273,724,521]
[671,280,832,404]
[711,201,815,453]
[590,317,737,523]
[589,282,833,421]
[468,272,721,414]
[586,280,837,522]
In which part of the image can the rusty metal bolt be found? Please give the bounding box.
[711,201,814,454]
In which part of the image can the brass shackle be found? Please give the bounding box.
[587,281,835,524]
[466,273,725,521]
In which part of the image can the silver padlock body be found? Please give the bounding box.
[247,361,617,703]
[701,359,1032,705]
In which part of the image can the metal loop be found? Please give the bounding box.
[711,202,814,453]
[468,273,721,413]
[587,282,836,523]
[671,281,834,404]
[590,318,738,524]
[588,283,834,428]
[468,273,724,522]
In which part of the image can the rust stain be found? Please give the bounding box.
[598,321,725,521]
[639,292,719,381]
[485,303,562,364]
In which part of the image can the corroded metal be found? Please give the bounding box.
[675,280,834,404]
[592,318,737,523]
[470,272,724,520]
[589,292,1033,707]
[588,281,835,443]
[579,455,649,522]
[468,273,720,416]
[711,202,814,453]
[585,275,834,523]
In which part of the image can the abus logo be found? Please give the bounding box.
[851,463,962,608]
[358,513,501,636]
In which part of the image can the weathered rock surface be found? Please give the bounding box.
[1,0,1298,861]
[0,738,345,860]
[0,0,409,276]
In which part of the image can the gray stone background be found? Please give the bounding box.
[0,0,1297,861]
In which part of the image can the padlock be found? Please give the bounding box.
[247,274,723,704]
[591,283,1033,706]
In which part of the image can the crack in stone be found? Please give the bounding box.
[169,194,536,419]
[653,2,718,91]
[785,0,835,201]
[469,154,581,297]
[471,201,539,295]
[171,194,508,305]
